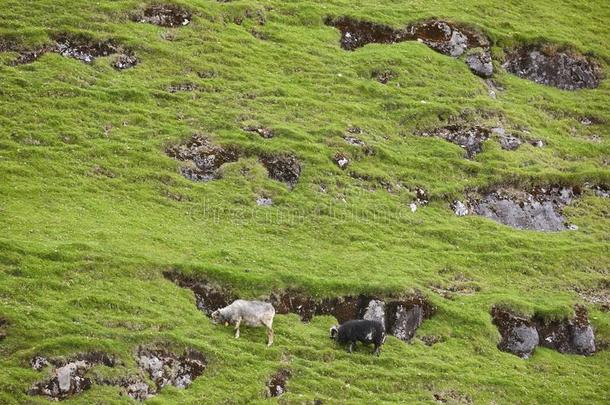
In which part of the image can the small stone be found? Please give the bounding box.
[113,54,138,70]
[256,197,273,206]
[452,201,469,216]
[333,153,350,169]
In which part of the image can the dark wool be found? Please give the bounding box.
[334,319,385,355]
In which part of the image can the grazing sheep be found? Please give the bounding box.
[211,300,275,346]
[330,319,385,356]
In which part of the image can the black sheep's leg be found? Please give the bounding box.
[348,341,355,353]
[373,344,381,356]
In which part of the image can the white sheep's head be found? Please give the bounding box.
[329,325,339,340]
[211,310,222,324]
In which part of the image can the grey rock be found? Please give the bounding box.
[452,200,469,216]
[572,325,596,355]
[466,50,493,78]
[472,187,576,231]
[501,325,539,359]
[499,135,522,151]
[503,46,602,90]
[256,197,273,206]
[363,299,386,329]
[389,304,423,342]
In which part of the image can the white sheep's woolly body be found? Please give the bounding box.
[212,300,275,346]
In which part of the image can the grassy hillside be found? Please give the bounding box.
[0,0,608,403]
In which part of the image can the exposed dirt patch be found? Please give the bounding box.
[53,34,118,63]
[10,47,50,65]
[587,184,609,198]
[419,125,490,159]
[166,136,300,187]
[324,16,404,51]
[259,153,302,188]
[372,68,397,84]
[28,353,117,400]
[165,135,240,182]
[420,335,444,346]
[137,347,207,390]
[163,271,235,316]
[430,282,479,300]
[433,389,473,404]
[0,317,7,341]
[112,53,138,70]
[464,186,580,231]
[118,376,153,401]
[266,368,291,398]
[491,127,523,151]
[166,274,435,343]
[407,20,489,57]
[503,44,603,90]
[534,305,596,355]
[492,305,596,358]
[4,34,136,68]
[168,83,198,93]
[343,134,365,146]
[325,17,492,76]
[133,4,192,27]
[243,125,274,139]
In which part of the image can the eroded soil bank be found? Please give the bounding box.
[165,271,436,343]
[132,4,192,27]
[166,135,302,187]
[325,17,493,77]
[491,305,596,358]
[28,348,206,401]
[503,44,602,90]
[3,33,137,69]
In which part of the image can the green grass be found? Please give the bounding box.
[0,0,609,403]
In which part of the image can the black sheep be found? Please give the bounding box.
[330,319,386,356]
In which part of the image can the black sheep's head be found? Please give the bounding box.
[329,325,339,340]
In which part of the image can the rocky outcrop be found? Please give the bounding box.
[132,4,192,27]
[137,347,207,390]
[491,307,539,358]
[467,186,579,231]
[503,45,602,90]
[165,135,240,182]
[28,353,117,400]
[491,305,596,358]
[259,153,302,188]
[4,33,138,69]
[163,271,235,315]
[266,368,291,398]
[325,17,493,77]
[166,135,302,187]
[419,125,490,159]
[534,305,596,355]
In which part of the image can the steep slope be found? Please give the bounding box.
[0,0,609,403]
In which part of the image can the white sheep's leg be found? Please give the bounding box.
[262,320,274,347]
[234,318,241,339]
